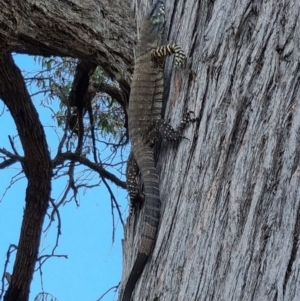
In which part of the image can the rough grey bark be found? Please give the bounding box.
[121,0,300,301]
[0,0,135,89]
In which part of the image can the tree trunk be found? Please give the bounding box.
[122,0,300,300]
[0,53,52,301]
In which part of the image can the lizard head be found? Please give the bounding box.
[148,0,165,26]
[144,1,165,41]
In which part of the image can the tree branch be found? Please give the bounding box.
[53,152,126,189]
[0,148,23,169]
[0,0,135,89]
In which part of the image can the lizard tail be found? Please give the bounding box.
[121,252,148,301]
[121,147,161,301]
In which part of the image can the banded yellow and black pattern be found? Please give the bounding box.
[153,44,186,66]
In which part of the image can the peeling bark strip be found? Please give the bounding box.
[0,0,135,89]
[0,53,52,301]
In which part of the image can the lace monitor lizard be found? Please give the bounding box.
[121,1,198,300]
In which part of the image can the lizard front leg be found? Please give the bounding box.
[157,111,199,142]
[152,44,186,66]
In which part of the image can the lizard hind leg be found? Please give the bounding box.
[126,152,140,215]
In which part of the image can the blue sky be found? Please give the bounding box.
[0,55,127,301]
